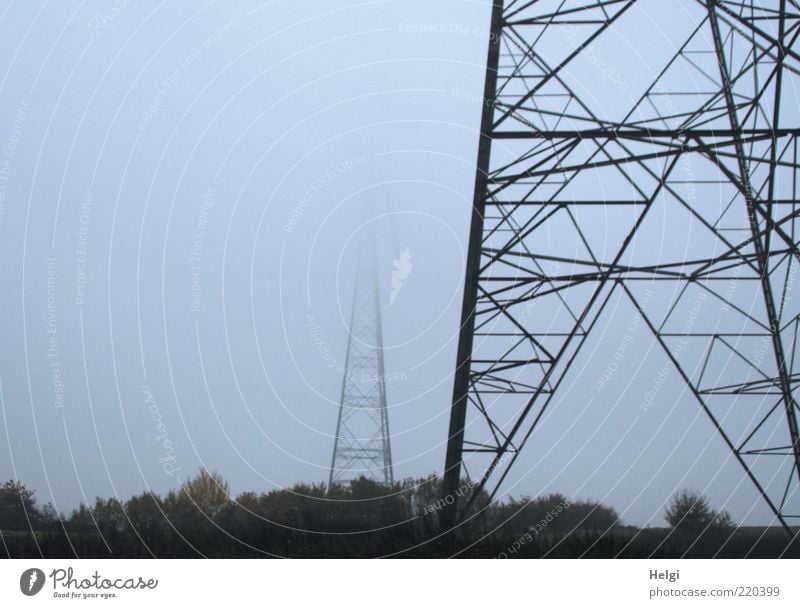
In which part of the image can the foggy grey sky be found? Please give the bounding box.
[0,0,790,526]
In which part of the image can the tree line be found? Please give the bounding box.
[1,472,796,558]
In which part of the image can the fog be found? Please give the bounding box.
[0,0,790,527]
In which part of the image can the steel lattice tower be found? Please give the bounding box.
[329,244,394,487]
[442,0,800,533]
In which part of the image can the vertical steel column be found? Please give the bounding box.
[441,0,505,529]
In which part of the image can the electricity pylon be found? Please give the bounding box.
[329,242,394,487]
[442,0,800,534]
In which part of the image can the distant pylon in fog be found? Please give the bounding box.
[329,241,394,487]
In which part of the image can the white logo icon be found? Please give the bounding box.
[390,248,413,305]
[20,568,45,596]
